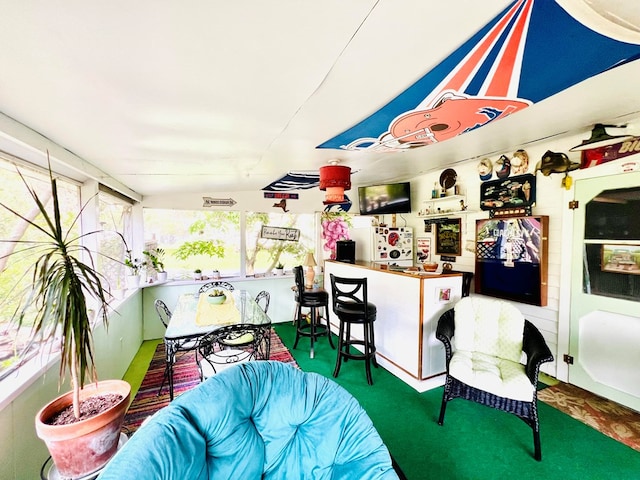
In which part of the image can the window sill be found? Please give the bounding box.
[0,348,60,411]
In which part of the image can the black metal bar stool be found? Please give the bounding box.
[329,274,377,385]
[292,265,335,358]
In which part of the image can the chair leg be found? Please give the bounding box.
[333,320,346,378]
[533,426,542,461]
[323,307,336,349]
[344,322,352,362]
[157,364,169,396]
[369,321,378,368]
[293,303,303,349]
[309,306,317,359]
[438,394,448,425]
[363,322,373,385]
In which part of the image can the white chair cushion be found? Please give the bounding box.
[453,297,524,363]
[219,332,255,346]
[449,350,535,401]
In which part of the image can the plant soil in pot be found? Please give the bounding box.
[35,379,131,478]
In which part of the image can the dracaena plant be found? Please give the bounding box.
[0,159,118,419]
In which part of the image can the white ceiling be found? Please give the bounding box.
[0,0,639,197]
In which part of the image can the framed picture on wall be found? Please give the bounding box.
[475,216,549,306]
[601,244,640,275]
[435,218,461,256]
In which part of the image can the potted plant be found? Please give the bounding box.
[194,268,203,280]
[274,262,285,276]
[143,248,167,282]
[0,160,130,478]
[124,249,143,288]
[211,269,221,280]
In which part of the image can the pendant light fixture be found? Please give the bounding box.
[319,159,351,204]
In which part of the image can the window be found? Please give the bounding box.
[245,211,316,275]
[0,159,81,380]
[143,209,241,278]
[143,209,317,278]
[583,186,640,301]
[98,188,134,296]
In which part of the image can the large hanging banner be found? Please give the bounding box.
[317,0,640,152]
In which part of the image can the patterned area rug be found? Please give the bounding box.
[123,328,298,433]
[538,382,640,452]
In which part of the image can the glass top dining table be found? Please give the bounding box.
[163,290,271,399]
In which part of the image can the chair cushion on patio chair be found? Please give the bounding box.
[450,297,532,402]
[453,297,525,363]
[449,350,534,401]
[98,361,398,480]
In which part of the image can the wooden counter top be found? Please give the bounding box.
[324,260,463,279]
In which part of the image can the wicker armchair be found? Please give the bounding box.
[436,297,553,461]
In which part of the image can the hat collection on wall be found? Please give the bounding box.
[477,148,579,190]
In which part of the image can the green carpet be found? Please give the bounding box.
[274,323,640,480]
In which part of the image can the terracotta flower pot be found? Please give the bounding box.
[35,379,131,478]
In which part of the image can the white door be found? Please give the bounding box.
[569,171,640,411]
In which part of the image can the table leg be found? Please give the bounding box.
[165,340,177,401]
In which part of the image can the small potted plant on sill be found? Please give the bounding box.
[125,250,143,288]
[0,158,130,478]
[211,269,221,280]
[143,248,167,282]
[194,268,203,280]
[274,262,285,276]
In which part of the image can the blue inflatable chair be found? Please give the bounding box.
[98,361,399,480]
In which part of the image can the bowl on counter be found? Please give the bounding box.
[422,262,439,272]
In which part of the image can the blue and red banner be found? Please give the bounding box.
[318,0,640,152]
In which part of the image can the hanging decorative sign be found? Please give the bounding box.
[203,197,237,207]
[580,136,640,169]
[260,225,300,242]
[264,192,299,199]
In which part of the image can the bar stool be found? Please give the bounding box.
[329,274,377,385]
[292,265,335,358]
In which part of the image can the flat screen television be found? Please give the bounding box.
[358,182,411,215]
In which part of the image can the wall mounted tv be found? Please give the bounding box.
[358,182,411,215]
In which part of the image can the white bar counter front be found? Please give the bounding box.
[324,260,463,392]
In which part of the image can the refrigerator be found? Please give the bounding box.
[350,217,414,267]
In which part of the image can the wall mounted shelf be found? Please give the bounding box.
[418,195,477,218]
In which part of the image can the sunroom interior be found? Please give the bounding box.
[1,1,640,478]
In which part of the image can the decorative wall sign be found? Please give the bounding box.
[264,192,299,199]
[260,225,300,242]
[480,173,535,211]
[580,137,640,169]
[317,0,640,153]
[272,199,289,212]
[435,218,461,256]
[203,197,237,207]
[416,238,431,263]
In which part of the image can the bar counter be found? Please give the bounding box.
[323,260,463,392]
